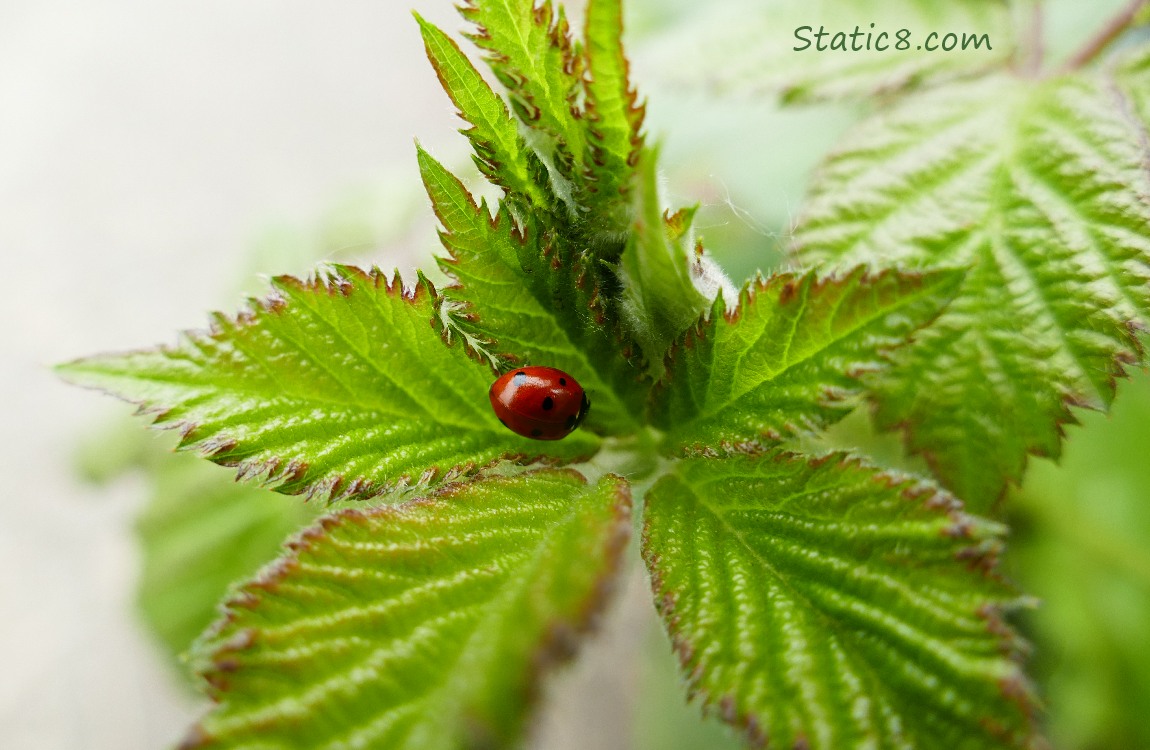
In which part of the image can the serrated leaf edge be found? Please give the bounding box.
[640,449,1038,750]
[877,323,1143,512]
[420,149,649,388]
[651,266,965,455]
[58,264,598,504]
[181,468,634,748]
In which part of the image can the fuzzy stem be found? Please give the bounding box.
[1062,0,1149,71]
[1016,0,1045,76]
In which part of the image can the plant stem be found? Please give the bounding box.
[1063,0,1149,71]
[1017,0,1044,76]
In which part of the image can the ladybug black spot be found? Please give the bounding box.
[558,378,567,386]
[514,371,527,383]
[531,428,543,437]
[542,396,554,410]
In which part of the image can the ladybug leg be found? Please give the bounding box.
[570,392,590,430]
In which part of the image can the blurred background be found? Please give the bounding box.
[2,0,1146,748]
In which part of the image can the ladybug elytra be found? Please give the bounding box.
[488,366,590,440]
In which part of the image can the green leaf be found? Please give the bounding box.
[182,470,632,750]
[58,266,598,502]
[621,148,708,370]
[415,7,655,430]
[1116,43,1150,126]
[460,0,587,178]
[419,147,647,434]
[651,267,963,454]
[639,0,1015,104]
[583,0,645,220]
[617,147,710,372]
[642,452,1034,750]
[136,447,321,659]
[415,14,551,211]
[451,0,646,243]
[793,71,1150,511]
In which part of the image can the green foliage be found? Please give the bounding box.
[643,452,1033,749]
[652,267,963,454]
[62,1,1150,748]
[455,0,643,238]
[582,0,646,223]
[461,0,588,180]
[182,470,631,750]
[59,266,599,503]
[617,148,710,374]
[420,0,685,434]
[419,146,648,434]
[416,14,550,210]
[794,70,1150,511]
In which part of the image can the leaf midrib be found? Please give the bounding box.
[389,484,604,749]
[973,86,1126,406]
[676,472,1000,745]
[442,249,643,429]
[684,277,943,431]
[668,472,897,743]
[97,363,493,434]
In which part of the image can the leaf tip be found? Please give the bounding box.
[53,357,89,385]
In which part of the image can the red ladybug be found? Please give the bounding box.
[489,366,590,440]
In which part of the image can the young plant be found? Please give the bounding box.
[59,0,1150,748]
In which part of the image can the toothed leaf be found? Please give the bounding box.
[461,0,587,178]
[642,452,1034,749]
[651,267,963,454]
[793,71,1150,511]
[416,15,551,210]
[583,0,645,221]
[182,470,631,750]
[618,147,709,369]
[58,266,598,502]
[419,147,646,434]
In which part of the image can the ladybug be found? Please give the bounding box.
[489,366,590,440]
